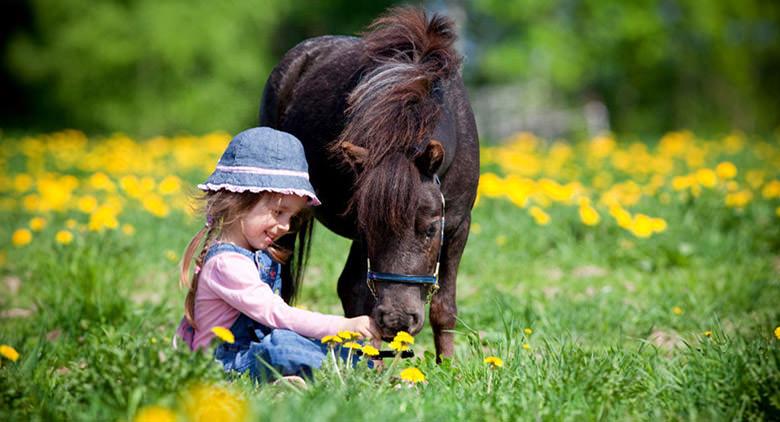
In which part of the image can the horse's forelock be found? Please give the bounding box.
[354,153,421,239]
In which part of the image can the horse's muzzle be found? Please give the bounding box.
[375,305,424,339]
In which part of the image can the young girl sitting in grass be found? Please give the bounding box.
[175,127,379,382]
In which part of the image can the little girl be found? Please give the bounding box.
[175,127,379,382]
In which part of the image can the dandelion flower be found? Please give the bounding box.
[361,345,379,357]
[342,341,362,350]
[0,344,20,362]
[774,326,780,340]
[65,219,78,229]
[164,250,178,262]
[524,328,533,336]
[133,405,177,422]
[529,206,551,225]
[29,216,46,231]
[578,204,600,226]
[55,230,73,245]
[672,306,683,316]
[12,229,32,247]
[122,224,136,236]
[484,356,503,368]
[210,327,235,344]
[337,331,360,340]
[495,235,508,246]
[703,331,712,337]
[399,367,426,384]
[715,162,737,179]
[393,331,414,345]
[321,335,343,345]
[182,383,247,422]
[522,343,531,351]
[389,340,410,352]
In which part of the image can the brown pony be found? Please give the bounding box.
[259,6,479,359]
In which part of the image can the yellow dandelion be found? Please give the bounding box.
[158,175,182,195]
[12,229,32,247]
[122,224,136,236]
[578,203,600,226]
[399,367,426,384]
[672,306,683,316]
[164,250,178,262]
[210,326,235,344]
[65,218,78,229]
[470,223,482,235]
[361,345,379,357]
[529,206,551,225]
[321,335,343,345]
[342,341,362,350]
[389,340,410,352]
[495,234,508,246]
[77,195,98,214]
[695,168,717,188]
[703,331,712,337]
[133,405,177,422]
[337,331,360,340]
[55,230,74,245]
[774,326,780,340]
[524,327,533,335]
[715,161,737,180]
[29,216,47,231]
[393,331,414,345]
[522,343,531,350]
[0,344,20,362]
[182,383,247,422]
[483,356,503,368]
[88,205,119,231]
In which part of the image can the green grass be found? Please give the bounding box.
[1,135,780,420]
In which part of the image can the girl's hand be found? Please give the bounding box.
[342,316,381,340]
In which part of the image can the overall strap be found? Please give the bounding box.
[204,243,281,293]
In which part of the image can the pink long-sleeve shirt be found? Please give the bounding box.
[176,251,347,350]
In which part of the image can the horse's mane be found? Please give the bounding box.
[333,6,461,235]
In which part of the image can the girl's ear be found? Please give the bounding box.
[415,140,444,176]
[340,141,368,167]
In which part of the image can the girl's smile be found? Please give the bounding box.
[222,194,308,251]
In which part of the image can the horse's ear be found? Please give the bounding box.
[340,142,368,166]
[416,139,444,176]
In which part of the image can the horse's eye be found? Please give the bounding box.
[425,222,438,239]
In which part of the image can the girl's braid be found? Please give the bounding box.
[184,221,219,329]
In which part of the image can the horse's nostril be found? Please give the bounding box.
[409,313,419,327]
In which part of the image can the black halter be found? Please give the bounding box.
[366,175,445,302]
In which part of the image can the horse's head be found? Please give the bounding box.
[342,140,445,339]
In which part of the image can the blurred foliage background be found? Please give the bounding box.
[1,0,778,138]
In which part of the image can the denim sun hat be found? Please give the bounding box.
[198,127,320,205]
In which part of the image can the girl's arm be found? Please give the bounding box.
[203,253,353,339]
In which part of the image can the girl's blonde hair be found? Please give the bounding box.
[179,190,310,329]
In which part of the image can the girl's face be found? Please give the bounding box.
[228,194,308,251]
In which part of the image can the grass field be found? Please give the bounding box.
[1,130,779,421]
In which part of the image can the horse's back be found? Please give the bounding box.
[260,35,361,129]
[260,35,366,237]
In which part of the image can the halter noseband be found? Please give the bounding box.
[366,175,445,303]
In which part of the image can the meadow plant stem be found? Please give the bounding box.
[487,370,493,395]
[381,353,401,384]
[329,347,344,385]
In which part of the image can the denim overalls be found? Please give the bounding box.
[205,243,356,382]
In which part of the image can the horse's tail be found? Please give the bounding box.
[334,6,461,169]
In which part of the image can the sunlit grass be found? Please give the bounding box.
[0,130,778,420]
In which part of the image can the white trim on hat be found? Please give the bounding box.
[196,183,321,206]
[215,165,310,179]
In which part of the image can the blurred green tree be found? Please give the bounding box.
[5,0,397,136]
[466,0,780,134]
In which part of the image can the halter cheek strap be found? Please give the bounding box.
[366,176,445,303]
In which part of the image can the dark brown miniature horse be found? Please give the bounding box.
[259,7,479,359]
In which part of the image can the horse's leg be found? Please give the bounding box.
[430,215,470,361]
[337,240,374,317]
